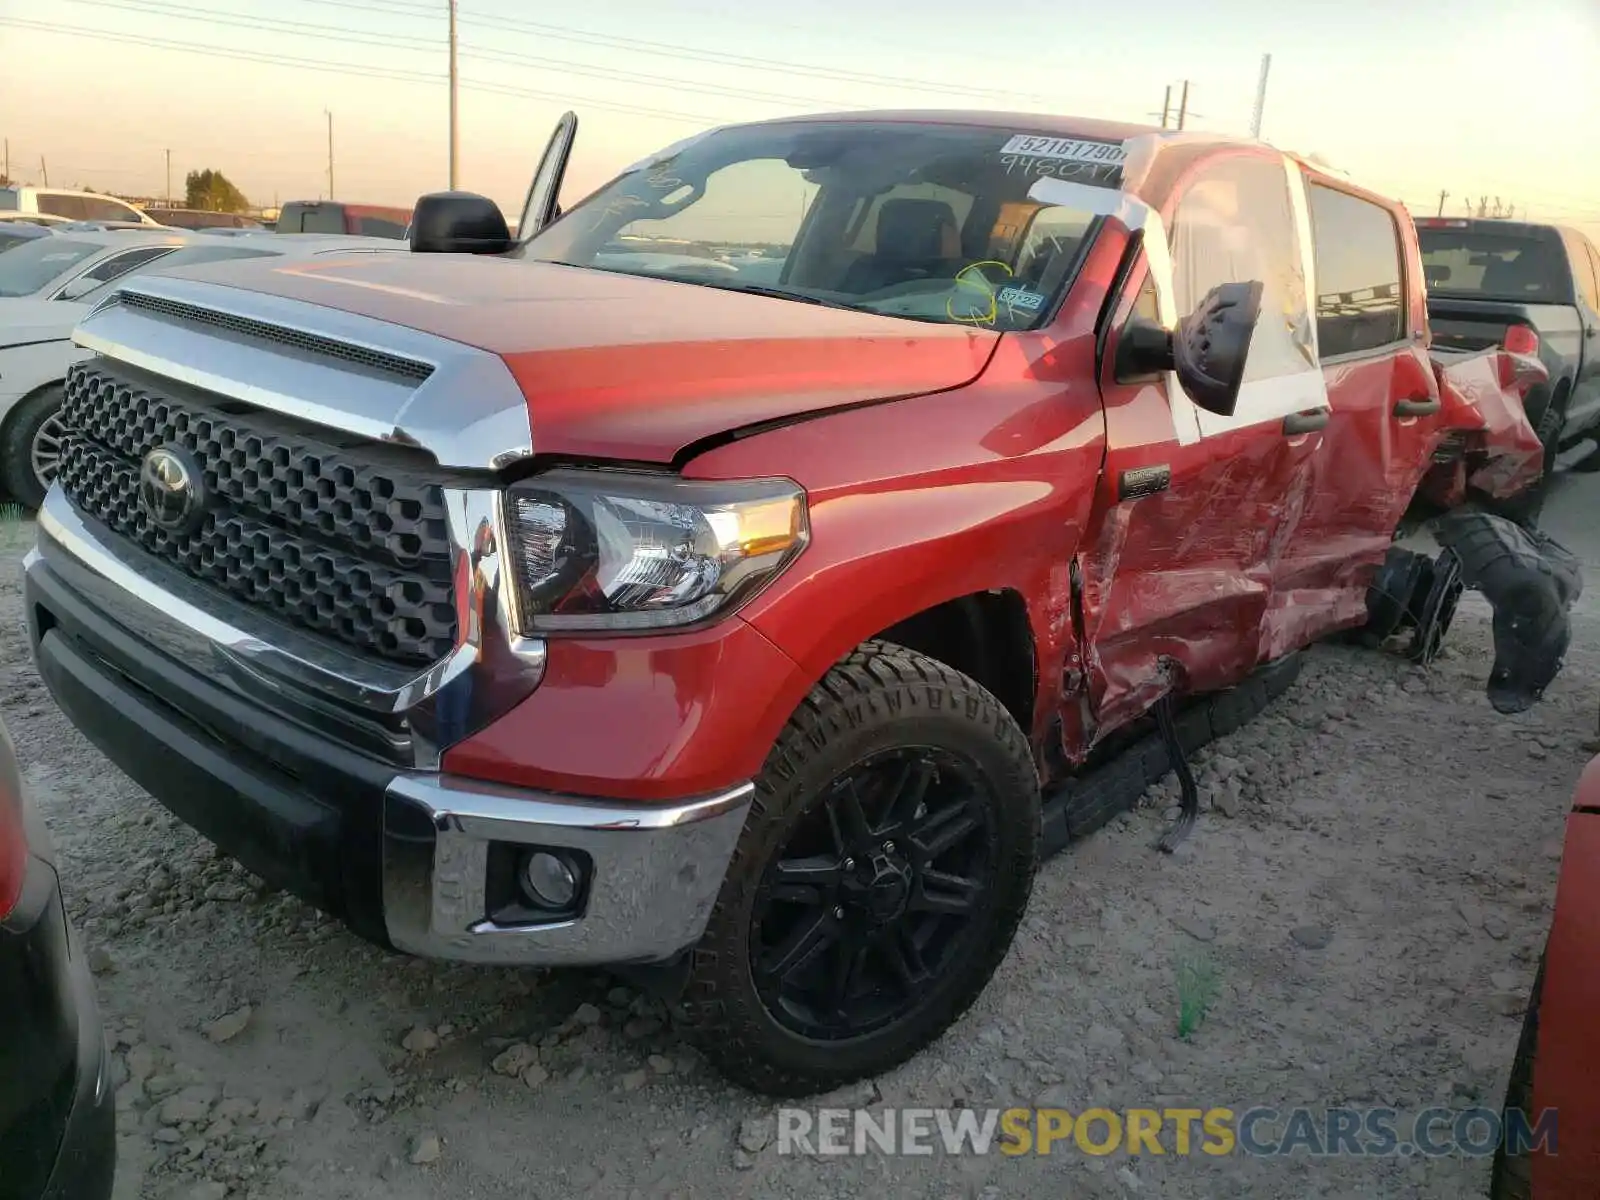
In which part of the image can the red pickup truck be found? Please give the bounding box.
[25,110,1545,1096]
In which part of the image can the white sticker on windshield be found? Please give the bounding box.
[1000,135,1127,165]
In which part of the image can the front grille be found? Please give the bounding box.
[56,360,459,667]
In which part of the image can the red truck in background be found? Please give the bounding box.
[24,110,1548,1096]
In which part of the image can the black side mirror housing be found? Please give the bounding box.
[1173,280,1263,417]
[409,191,513,254]
[1111,281,1263,418]
[1115,317,1175,380]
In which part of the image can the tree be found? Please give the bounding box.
[185,169,249,213]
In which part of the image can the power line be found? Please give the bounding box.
[1,17,444,82]
[61,0,1063,107]
[59,0,438,50]
[0,18,727,125]
[288,0,1067,105]
[456,47,849,109]
[56,0,877,112]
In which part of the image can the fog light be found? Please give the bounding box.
[519,850,579,910]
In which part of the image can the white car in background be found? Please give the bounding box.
[0,185,163,227]
[0,231,406,507]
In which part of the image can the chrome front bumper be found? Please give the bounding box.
[383,776,752,966]
[26,488,752,968]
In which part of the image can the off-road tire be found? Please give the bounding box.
[1,384,65,510]
[678,640,1041,1097]
[1489,950,1545,1200]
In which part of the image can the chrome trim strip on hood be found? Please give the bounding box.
[72,274,534,470]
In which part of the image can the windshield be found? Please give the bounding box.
[0,226,49,254]
[524,120,1126,330]
[1419,229,1572,305]
[0,237,102,297]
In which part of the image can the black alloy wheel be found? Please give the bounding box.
[750,746,999,1041]
[677,641,1040,1097]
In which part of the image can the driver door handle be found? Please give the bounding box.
[1283,409,1329,435]
[1394,396,1440,417]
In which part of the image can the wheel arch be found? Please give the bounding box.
[871,588,1038,739]
[0,374,67,449]
[0,373,68,503]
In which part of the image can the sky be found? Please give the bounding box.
[0,0,1596,240]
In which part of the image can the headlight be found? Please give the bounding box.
[502,469,809,632]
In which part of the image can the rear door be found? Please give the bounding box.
[1080,149,1325,737]
[1273,179,1439,623]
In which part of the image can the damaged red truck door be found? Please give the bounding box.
[1081,146,1335,740]
[1283,180,1442,623]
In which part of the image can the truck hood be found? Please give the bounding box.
[141,253,1001,463]
[0,298,86,350]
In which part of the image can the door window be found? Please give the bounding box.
[279,205,346,234]
[1168,153,1322,430]
[1171,156,1315,383]
[356,217,406,238]
[79,247,175,284]
[1306,184,1406,357]
[37,194,89,220]
[81,195,144,223]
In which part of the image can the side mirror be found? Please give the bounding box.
[1173,280,1263,417]
[409,191,513,255]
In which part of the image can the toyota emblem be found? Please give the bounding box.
[138,446,207,535]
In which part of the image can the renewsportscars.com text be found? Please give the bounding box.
[776,1106,1558,1159]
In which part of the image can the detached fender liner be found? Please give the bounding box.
[26,557,397,948]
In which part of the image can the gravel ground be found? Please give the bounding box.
[7,465,1600,1200]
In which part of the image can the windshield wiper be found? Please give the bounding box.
[701,281,859,311]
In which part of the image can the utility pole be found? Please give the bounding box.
[1249,53,1272,139]
[448,0,459,189]
[1158,84,1172,129]
[325,109,334,200]
[1436,189,1449,217]
[1176,80,1192,130]
[165,149,172,205]
[39,156,47,186]
[3,139,8,183]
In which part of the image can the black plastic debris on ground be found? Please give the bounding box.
[1431,511,1583,714]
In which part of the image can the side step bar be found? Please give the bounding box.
[1039,652,1304,858]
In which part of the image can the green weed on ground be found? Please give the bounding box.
[1175,948,1221,1041]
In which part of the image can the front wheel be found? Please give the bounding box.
[0,384,66,510]
[679,641,1041,1097]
